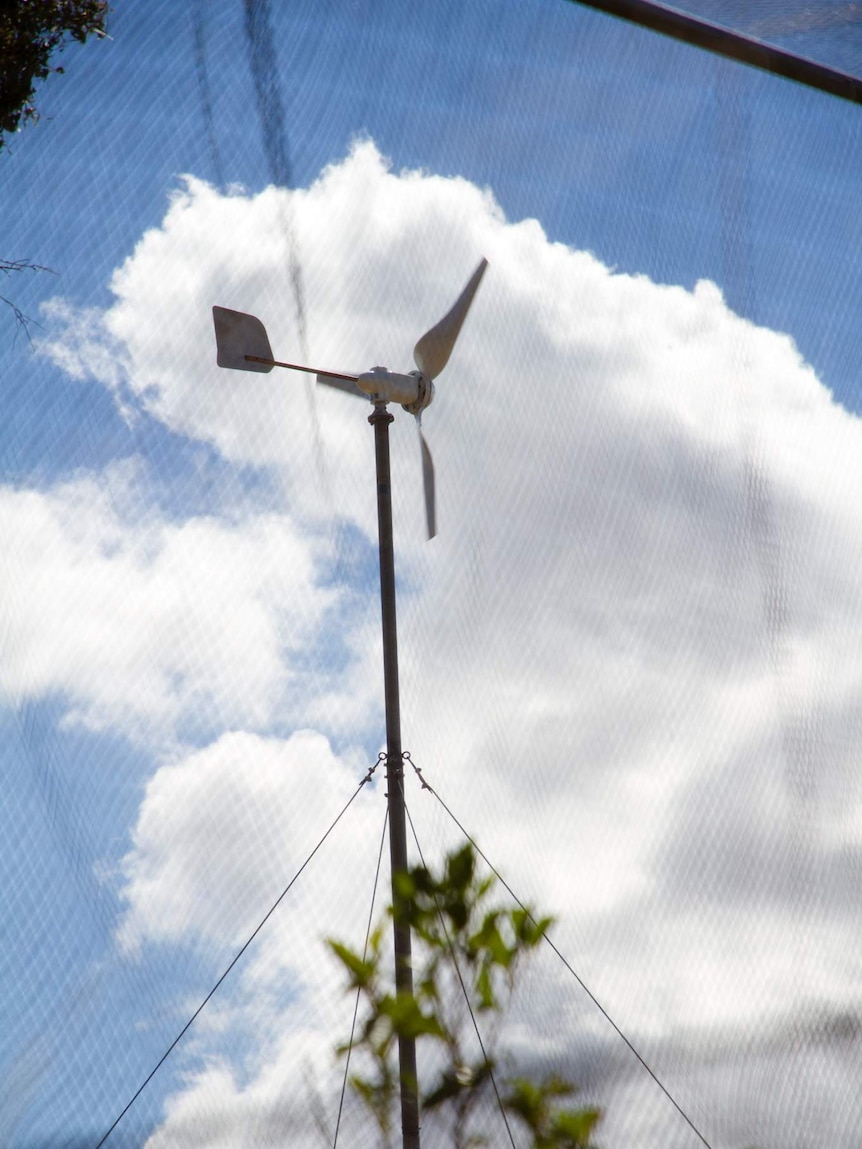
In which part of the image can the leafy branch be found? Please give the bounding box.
[328,843,601,1149]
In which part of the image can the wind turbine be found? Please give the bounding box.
[211,258,488,1149]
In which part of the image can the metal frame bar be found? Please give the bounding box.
[569,0,862,105]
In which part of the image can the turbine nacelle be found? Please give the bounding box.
[355,367,435,415]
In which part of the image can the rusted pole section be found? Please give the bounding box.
[369,402,420,1149]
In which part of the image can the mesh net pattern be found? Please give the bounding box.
[2,1,862,1147]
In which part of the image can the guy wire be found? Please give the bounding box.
[403,753,714,1149]
[93,758,380,1149]
[333,805,390,1148]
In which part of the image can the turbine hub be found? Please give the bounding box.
[401,371,435,416]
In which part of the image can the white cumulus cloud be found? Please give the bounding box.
[0,465,359,743]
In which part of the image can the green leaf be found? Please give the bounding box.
[552,1106,602,1145]
[504,1077,543,1124]
[477,874,496,898]
[541,1074,576,1099]
[473,914,515,968]
[423,1069,467,1108]
[393,869,417,901]
[326,939,376,989]
[445,889,470,931]
[515,912,554,946]
[476,964,496,1011]
[447,844,476,892]
[424,1058,495,1109]
[379,993,446,1041]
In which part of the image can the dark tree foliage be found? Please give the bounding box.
[0,0,108,148]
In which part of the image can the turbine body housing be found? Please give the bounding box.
[357,366,421,406]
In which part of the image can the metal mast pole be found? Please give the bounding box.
[369,402,421,1149]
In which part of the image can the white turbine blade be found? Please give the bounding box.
[413,258,488,380]
[417,419,437,539]
[213,306,274,372]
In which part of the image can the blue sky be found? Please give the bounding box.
[3,3,862,1147]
